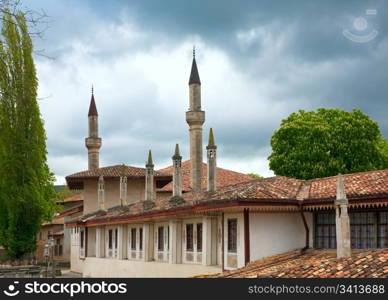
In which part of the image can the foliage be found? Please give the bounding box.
[377,137,388,166]
[56,186,80,201]
[247,173,263,179]
[268,108,388,180]
[0,10,56,260]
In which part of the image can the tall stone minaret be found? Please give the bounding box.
[85,87,102,170]
[186,48,205,192]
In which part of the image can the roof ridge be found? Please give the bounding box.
[306,168,388,182]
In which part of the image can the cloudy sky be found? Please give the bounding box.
[24,0,388,184]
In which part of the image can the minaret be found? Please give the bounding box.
[186,47,205,192]
[85,87,102,170]
[206,128,217,193]
[172,144,183,198]
[335,174,351,258]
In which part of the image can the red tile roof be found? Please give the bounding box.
[67,169,388,227]
[202,176,302,201]
[58,204,83,217]
[157,160,253,192]
[195,249,388,278]
[62,194,84,203]
[67,164,170,179]
[306,169,388,200]
[42,216,64,226]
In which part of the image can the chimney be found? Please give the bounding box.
[145,150,154,203]
[119,164,127,206]
[335,174,351,258]
[206,128,217,192]
[172,144,182,198]
[98,175,105,210]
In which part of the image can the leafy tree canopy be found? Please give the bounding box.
[268,108,388,180]
[0,10,56,260]
[247,173,263,179]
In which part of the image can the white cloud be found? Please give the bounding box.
[33,3,388,186]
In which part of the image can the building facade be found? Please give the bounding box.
[66,52,388,277]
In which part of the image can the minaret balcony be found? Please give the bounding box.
[85,137,102,149]
[185,111,205,126]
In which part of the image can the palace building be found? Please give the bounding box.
[66,52,388,277]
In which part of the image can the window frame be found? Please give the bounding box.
[154,222,169,262]
[182,219,203,264]
[127,224,144,260]
[227,218,237,253]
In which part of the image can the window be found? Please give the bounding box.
[158,227,164,251]
[47,231,51,239]
[54,239,63,256]
[108,229,113,249]
[227,219,237,253]
[379,212,388,248]
[139,228,143,251]
[131,228,137,250]
[115,228,118,249]
[186,224,194,251]
[197,223,203,252]
[315,211,388,249]
[80,230,84,248]
[315,213,336,249]
[167,226,170,250]
[350,212,375,248]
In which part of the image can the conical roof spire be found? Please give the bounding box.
[207,128,217,149]
[189,46,201,85]
[88,86,98,116]
[146,150,154,167]
[172,143,182,160]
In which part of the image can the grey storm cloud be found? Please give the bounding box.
[25,0,388,183]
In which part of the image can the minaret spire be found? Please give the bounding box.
[88,86,98,116]
[147,150,153,167]
[186,48,205,192]
[189,47,201,85]
[85,87,102,170]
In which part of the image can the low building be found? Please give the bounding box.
[65,52,388,277]
[36,195,83,264]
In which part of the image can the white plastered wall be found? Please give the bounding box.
[249,211,313,262]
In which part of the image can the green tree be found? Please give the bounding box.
[247,173,263,179]
[0,11,56,260]
[377,137,388,165]
[268,108,388,180]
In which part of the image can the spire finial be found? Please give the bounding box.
[173,143,182,160]
[146,150,154,167]
[88,86,98,116]
[207,128,217,149]
[189,47,201,85]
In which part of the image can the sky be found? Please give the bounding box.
[21,0,388,184]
